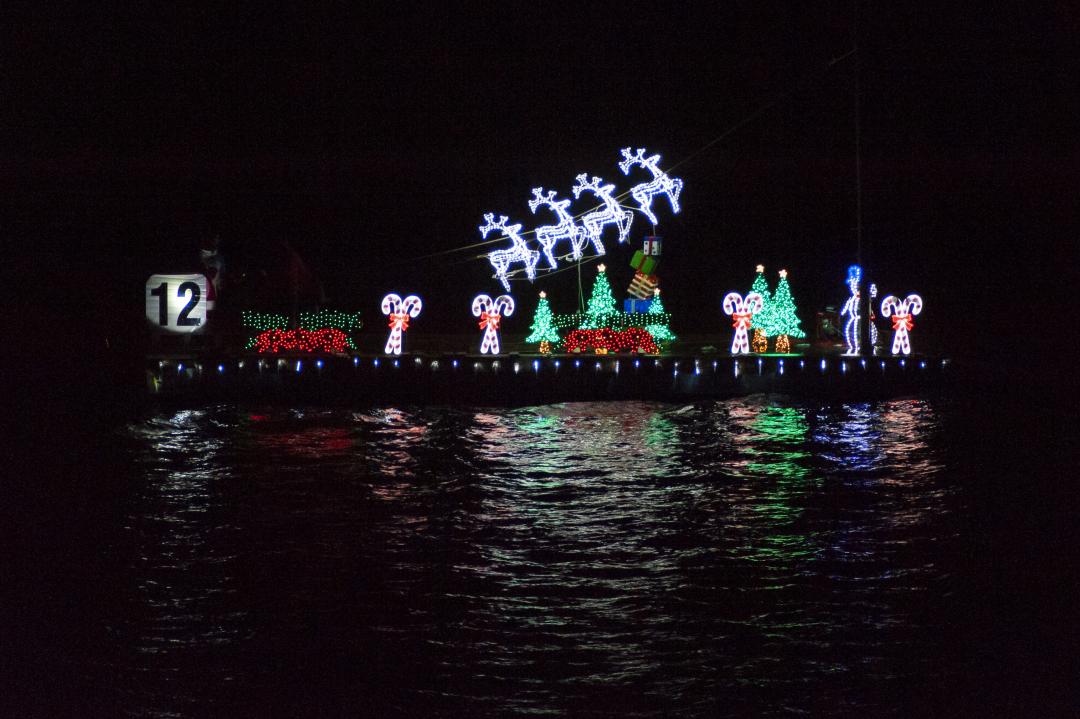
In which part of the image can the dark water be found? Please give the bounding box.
[8,394,1077,717]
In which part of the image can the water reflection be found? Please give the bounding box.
[107,397,954,717]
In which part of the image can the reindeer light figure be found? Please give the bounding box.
[618,147,684,225]
[482,213,540,293]
[528,187,582,269]
[880,294,923,356]
[381,293,422,355]
[472,293,515,355]
[572,174,633,254]
[840,264,862,356]
[722,291,765,355]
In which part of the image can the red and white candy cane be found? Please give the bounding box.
[381,293,422,355]
[722,291,764,355]
[880,294,923,356]
[472,293,514,355]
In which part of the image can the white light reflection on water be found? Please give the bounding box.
[108,397,954,717]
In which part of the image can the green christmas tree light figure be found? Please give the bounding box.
[645,288,676,344]
[525,290,561,354]
[749,264,773,353]
[579,264,618,329]
[766,269,805,354]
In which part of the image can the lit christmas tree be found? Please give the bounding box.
[525,291,560,354]
[749,264,772,353]
[579,264,618,329]
[766,269,805,353]
[644,288,676,343]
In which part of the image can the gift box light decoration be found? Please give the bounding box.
[571,174,633,252]
[525,291,560,354]
[723,291,765,355]
[381,293,422,355]
[618,147,683,225]
[472,293,515,355]
[528,187,583,269]
[841,264,862,355]
[881,294,923,356]
[481,213,540,292]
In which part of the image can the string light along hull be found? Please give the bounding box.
[145,351,951,406]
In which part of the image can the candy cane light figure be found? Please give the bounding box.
[722,291,765,355]
[381,293,422,355]
[472,294,514,355]
[880,294,923,356]
[840,264,862,356]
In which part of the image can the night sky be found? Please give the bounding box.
[9,4,1074,360]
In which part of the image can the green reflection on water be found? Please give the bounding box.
[739,406,817,562]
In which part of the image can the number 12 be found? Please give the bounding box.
[149,281,202,326]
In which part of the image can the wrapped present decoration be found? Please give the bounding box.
[642,236,662,256]
[623,298,653,314]
[628,271,659,300]
[629,250,658,276]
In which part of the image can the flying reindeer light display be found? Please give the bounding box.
[472,293,515,354]
[840,264,862,355]
[528,187,583,268]
[722,291,765,355]
[618,147,683,225]
[381,293,422,355]
[881,294,923,356]
[482,213,540,292]
[572,174,633,252]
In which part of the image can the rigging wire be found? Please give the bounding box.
[382,46,857,275]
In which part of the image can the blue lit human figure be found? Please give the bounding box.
[841,265,861,355]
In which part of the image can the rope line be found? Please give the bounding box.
[387,47,857,274]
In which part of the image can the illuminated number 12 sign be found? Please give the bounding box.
[145,274,210,333]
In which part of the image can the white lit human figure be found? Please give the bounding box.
[528,187,582,269]
[381,293,422,355]
[472,294,514,354]
[722,291,765,355]
[868,283,879,352]
[571,174,633,253]
[881,294,923,355]
[618,147,684,225]
[482,213,540,292]
[840,265,862,355]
